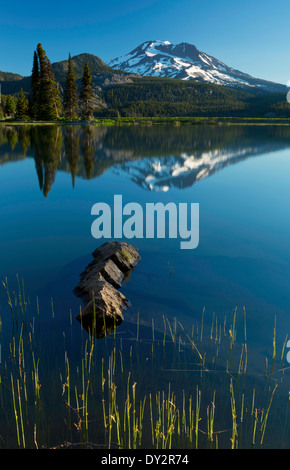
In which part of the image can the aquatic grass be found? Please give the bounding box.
[260,384,278,446]
[230,379,237,449]
[195,386,201,449]
[243,306,247,344]
[210,312,215,343]
[119,349,123,375]
[252,408,258,446]
[11,373,20,447]
[31,352,41,403]
[207,390,215,444]
[199,307,205,345]
[272,315,277,361]
[162,315,166,348]
[238,344,245,376]
[65,352,70,408]
[185,334,203,362]
[152,389,179,449]
[166,318,176,343]
[81,357,90,436]
[149,394,154,446]
[3,278,15,325]
[132,381,137,448]
[138,395,146,446]
[240,394,244,424]
[17,378,25,448]
[16,274,28,323]
[74,385,80,416]
[281,334,288,362]
[0,280,288,449]
[229,307,237,350]
[251,389,255,416]
[3,334,286,449]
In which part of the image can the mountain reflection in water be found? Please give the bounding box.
[1,124,290,196]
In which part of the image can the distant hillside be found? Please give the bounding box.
[0,71,23,81]
[52,53,117,82]
[0,76,31,95]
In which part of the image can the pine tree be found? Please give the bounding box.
[16,88,29,119]
[63,53,79,120]
[80,62,94,120]
[30,43,62,121]
[4,95,16,118]
[30,51,40,119]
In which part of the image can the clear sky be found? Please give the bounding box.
[1,0,289,84]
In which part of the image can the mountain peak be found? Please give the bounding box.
[142,40,172,47]
[128,40,172,56]
[108,40,285,92]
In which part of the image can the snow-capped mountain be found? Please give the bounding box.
[108,40,285,92]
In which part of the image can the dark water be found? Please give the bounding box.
[0,123,290,449]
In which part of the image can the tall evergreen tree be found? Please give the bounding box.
[80,62,94,120]
[16,88,29,119]
[63,53,79,120]
[30,51,40,119]
[30,44,62,121]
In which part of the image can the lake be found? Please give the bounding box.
[0,123,289,449]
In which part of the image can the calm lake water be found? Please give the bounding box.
[0,123,290,449]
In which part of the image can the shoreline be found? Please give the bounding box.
[1,116,290,126]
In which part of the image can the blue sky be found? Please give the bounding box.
[1,0,289,84]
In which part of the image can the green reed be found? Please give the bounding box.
[252,408,258,447]
[272,315,277,361]
[207,390,215,444]
[260,384,278,446]
[230,379,237,449]
[11,373,20,447]
[195,386,201,449]
[17,378,25,448]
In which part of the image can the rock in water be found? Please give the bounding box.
[74,241,140,338]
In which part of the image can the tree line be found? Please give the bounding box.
[99,77,290,118]
[0,43,95,121]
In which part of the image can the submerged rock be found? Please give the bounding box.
[74,241,140,338]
